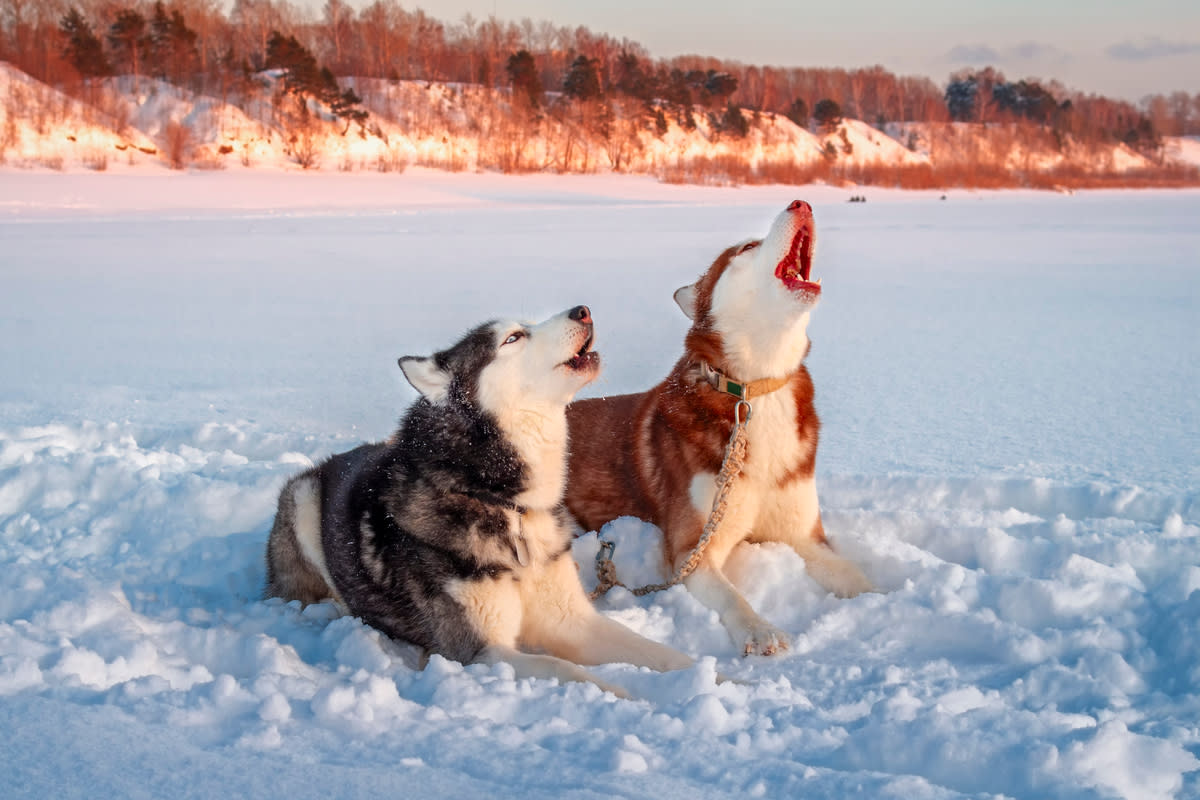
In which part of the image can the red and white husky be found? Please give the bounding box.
[565,201,874,656]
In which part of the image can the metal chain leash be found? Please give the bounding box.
[589,399,752,600]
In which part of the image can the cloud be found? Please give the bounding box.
[1009,42,1070,64]
[947,44,1001,63]
[946,42,1070,66]
[1106,37,1200,61]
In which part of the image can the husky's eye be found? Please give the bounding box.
[502,331,525,346]
[738,241,760,255]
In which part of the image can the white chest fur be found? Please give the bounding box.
[688,387,816,533]
[493,407,568,512]
[743,389,810,487]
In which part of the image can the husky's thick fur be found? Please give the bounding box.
[267,306,692,696]
[566,202,874,656]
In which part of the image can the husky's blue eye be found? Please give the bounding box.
[503,332,524,345]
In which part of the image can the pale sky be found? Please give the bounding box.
[369,0,1200,101]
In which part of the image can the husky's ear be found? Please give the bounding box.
[673,284,698,320]
[398,356,451,403]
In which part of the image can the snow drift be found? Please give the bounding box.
[1,173,1198,798]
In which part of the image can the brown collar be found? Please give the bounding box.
[698,361,792,402]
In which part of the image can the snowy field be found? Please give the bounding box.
[1,171,1198,799]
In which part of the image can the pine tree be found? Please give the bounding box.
[704,71,738,107]
[505,49,542,109]
[664,68,691,110]
[614,51,650,102]
[108,8,148,83]
[563,55,601,102]
[813,98,843,133]
[653,107,669,137]
[264,32,368,132]
[331,87,369,131]
[992,80,1058,124]
[720,102,749,138]
[148,2,198,84]
[265,32,322,95]
[944,77,977,121]
[148,1,171,76]
[60,7,110,78]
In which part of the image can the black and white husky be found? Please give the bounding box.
[266,306,693,697]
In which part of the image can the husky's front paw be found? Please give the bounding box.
[740,621,790,657]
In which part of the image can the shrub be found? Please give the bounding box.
[164,120,190,169]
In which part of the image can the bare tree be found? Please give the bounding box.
[230,0,286,67]
[321,0,351,73]
[1,0,33,66]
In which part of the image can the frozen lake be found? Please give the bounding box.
[1,172,1198,799]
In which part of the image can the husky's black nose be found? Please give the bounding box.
[788,200,811,213]
[569,305,592,324]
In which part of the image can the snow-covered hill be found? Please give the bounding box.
[95,75,283,168]
[818,117,929,167]
[0,61,1193,185]
[887,120,1155,174]
[0,63,159,170]
[1165,136,1200,168]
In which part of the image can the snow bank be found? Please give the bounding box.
[0,63,159,171]
[818,118,929,167]
[1165,136,1200,169]
[889,121,1154,173]
[2,416,1197,799]
[1,175,1197,798]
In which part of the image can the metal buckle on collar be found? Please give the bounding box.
[701,362,746,399]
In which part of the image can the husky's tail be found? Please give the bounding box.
[265,473,344,607]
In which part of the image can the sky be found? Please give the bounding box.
[388,0,1200,101]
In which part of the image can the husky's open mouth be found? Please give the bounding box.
[564,331,599,371]
[774,219,821,297]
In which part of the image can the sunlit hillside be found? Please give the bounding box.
[4,61,1196,188]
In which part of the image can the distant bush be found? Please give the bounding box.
[785,98,809,129]
[376,147,408,173]
[83,149,108,171]
[813,99,843,132]
[719,103,749,138]
[164,120,190,169]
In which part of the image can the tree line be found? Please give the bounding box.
[3,0,1198,155]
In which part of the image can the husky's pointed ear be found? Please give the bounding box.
[674,284,698,320]
[398,356,451,403]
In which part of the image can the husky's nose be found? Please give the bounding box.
[569,305,592,324]
[787,200,811,213]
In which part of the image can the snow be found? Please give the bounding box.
[3,63,1161,180]
[888,121,1155,174]
[819,118,929,167]
[1,171,1199,799]
[0,64,160,171]
[1165,137,1200,169]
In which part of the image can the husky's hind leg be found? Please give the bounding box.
[265,474,342,606]
[520,555,694,672]
[476,644,632,699]
[760,477,874,598]
[450,572,635,698]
